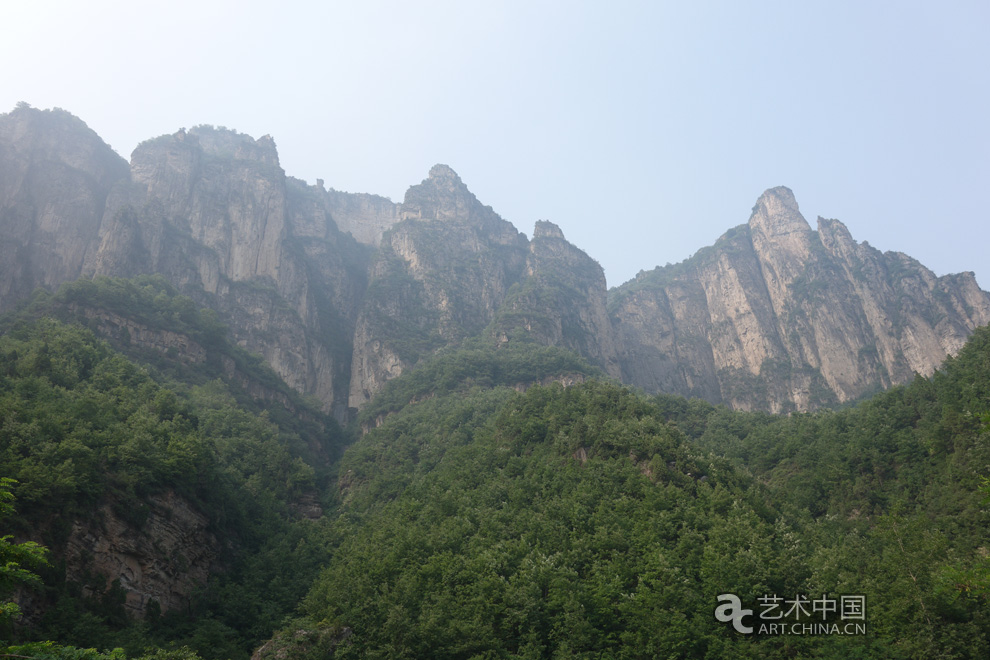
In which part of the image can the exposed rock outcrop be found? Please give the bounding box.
[323,187,399,247]
[347,165,529,408]
[69,304,208,363]
[491,220,621,378]
[0,109,373,418]
[63,491,220,617]
[0,105,129,306]
[3,105,989,417]
[610,187,990,411]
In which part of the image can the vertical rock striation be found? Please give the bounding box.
[0,105,129,306]
[2,105,988,416]
[348,165,529,408]
[0,108,379,417]
[490,220,621,378]
[610,187,990,411]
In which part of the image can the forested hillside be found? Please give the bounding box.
[0,281,341,657]
[284,336,990,658]
[2,280,989,658]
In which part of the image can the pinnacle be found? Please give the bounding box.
[428,164,461,183]
[749,186,810,235]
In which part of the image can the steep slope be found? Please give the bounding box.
[0,108,377,418]
[91,126,375,418]
[0,105,129,307]
[0,316,334,655]
[489,220,621,378]
[303,380,794,659]
[4,105,989,417]
[347,167,627,409]
[347,165,530,407]
[610,187,990,411]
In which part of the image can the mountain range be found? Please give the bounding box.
[2,104,987,419]
[4,104,990,658]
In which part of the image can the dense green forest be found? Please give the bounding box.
[2,277,989,658]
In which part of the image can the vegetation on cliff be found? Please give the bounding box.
[290,330,990,658]
[2,277,989,659]
[0,314,334,657]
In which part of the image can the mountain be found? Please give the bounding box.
[1,106,373,419]
[2,104,988,417]
[610,187,990,412]
[4,104,990,660]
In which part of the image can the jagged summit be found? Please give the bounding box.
[0,104,128,187]
[399,164,506,230]
[533,219,566,240]
[748,186,811,236]
[611,185,990,412]
[757,185,798,206]
[185,125,281,166]
[427,163,462,185]
[3,105,989,417]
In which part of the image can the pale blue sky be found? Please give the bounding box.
[4,0,988,288]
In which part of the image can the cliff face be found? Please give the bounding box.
[0,109,377,418]
[0,106,129,306]
[322,186,400,247]
[348,165,530,407]
[64,491,221,618]
[98,127,375,418]
[346,167,631,408]
[490,220,621,379]
[610,187,990,411]
[2,105,988,417]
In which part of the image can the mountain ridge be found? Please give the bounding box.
[2,104,987,416]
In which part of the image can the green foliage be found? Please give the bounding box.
[5,280,990,657]
[689,325,990,655]
[1,479,49,633]
[0,641,203,659]
[299,325,990,657]
[356,337,601,428]
[3,275,338,467]
[0,318,332,657]
[307,381,805,658]
[53,276,227,348]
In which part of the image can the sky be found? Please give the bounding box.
[3,0,988,289]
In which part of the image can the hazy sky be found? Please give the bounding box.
[4,1,988,288]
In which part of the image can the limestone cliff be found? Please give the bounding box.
[323,185,399,247]
[0,105,129,307]
[94,126,370,417]
[348,165,529,407]
[490,220,621,378]
[0,108,373,418]
[63,491,221,618]
[3,105,989,417]
[610,187,990,411]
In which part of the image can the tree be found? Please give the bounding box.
[0,477,49,626]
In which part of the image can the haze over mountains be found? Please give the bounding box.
[4,103,990,659]
[3,104,988,418]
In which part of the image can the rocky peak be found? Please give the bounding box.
[0,105,130,309]
[817,216,856,254]
[187,125,281,168]
[399,164,499,225]
[748,186,812,237]
[0,104,129,189]
[533,220,566,240]
[428,163,462,187]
